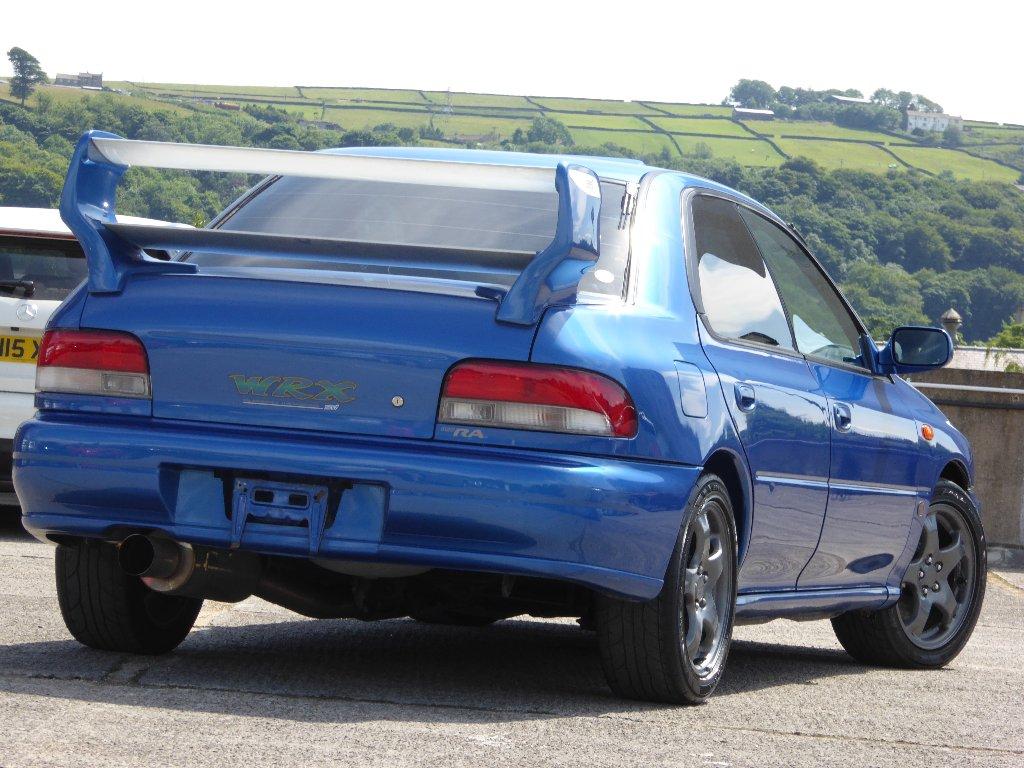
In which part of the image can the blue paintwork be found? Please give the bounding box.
[13,137,975,614]
[497,163,602,325]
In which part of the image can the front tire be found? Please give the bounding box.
[595,473,737,704]
[832,480,986,668]
[55,539,203,654]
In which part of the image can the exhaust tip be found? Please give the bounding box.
[118,534,156,576]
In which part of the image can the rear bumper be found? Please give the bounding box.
[13,415,699,599]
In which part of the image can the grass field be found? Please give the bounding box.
[644,102,733,117]
[962,143,1024,170]
[532,97,658,115]
[648,116,752,138]
[422,91,534,109]
[5,84,195,116]
[746,120,897,144]
[123,82,301,99]
[887,146,1019,182]
[300,87,428,104]
[675,135,785,166]
[567,128,678,155]
[553,113,650,130]
[962,125,1024,144]
[13,80,1021,183]
[775,138,899,173]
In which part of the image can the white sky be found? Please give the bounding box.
[2,1,1021,124]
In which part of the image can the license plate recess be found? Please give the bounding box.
[231,477,332,553]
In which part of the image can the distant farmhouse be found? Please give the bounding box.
[905,109,963,133]
[54,72,103,89]
[732,107,774,120]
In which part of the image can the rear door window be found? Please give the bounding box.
[0,236,87,301]
[691,195,794,350]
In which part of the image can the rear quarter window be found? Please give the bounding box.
[0,236,87,301]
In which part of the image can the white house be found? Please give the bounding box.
[905,110,963,133]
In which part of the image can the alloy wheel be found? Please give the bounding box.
[898,504,976,650]
[681,499,733,676]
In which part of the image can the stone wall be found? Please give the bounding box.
[908,367,1024,552]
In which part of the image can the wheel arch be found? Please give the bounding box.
[938,459,971,493]
[702,448,752,564]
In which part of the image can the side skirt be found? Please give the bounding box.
[734,586,898,625]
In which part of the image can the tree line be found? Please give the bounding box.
[2,79,1023,343]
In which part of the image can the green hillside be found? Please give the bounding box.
[2,79,1024,347]
[73,81,1022,182]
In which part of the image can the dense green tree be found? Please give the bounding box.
[903,223,952,272]
[942,125,963,147]
[525,115,572,146]
[6,47,47,106]
[729,79,776,109]
[840,261,928,338]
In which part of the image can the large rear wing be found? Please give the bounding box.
[60,131,603,325]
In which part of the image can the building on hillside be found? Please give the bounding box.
[829,94,872,105]
[214,102,241,111]
[905,110,963,133]
[53,72,103,89]
[732,107,774,120]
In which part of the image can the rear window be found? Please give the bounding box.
[0,236,87,301]
[188,176,631,297]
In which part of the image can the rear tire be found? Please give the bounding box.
[595,473,737,704]
[55,539,202,654]
[832,480,986,668]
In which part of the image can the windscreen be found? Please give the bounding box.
[189,176,630,297]
[0,236,87,301]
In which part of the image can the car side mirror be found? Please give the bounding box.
[877,326,953,374]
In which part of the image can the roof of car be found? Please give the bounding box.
[325,146,772,214]
[0,207,75,239]
[0,207,195,242]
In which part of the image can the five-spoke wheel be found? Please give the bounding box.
[833,480,986,668]
[898,505,976,648]
[596,473,737,704]
[681,503,731,676]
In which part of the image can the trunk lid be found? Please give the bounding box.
[80,272,535,439]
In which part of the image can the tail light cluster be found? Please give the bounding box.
[439,360,637,438]
[36,329,150,399]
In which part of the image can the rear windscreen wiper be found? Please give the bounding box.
[0,279,35,297]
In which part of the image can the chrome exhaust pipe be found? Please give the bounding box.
[117,534,186,579]
[118,534,259,603]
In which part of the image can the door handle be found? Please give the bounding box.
[734,382,756,412]
[833,402,853,432]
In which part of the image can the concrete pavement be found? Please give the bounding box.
[0,516,1021,768]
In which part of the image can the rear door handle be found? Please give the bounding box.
[833,402,853,432]
[734,382,756,412]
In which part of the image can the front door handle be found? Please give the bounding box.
[734,382,756,412]
[833,402,853,432]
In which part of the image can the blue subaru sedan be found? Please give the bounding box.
[13,132,986,704]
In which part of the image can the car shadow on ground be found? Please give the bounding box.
[0,610,868,722]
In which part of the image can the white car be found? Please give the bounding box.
[1,208,88,505]
[1,207,186,507]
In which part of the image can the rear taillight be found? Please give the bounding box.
[439,360,637,438]
[36,329,150,398]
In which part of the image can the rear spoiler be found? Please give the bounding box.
[60,130,602,325]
